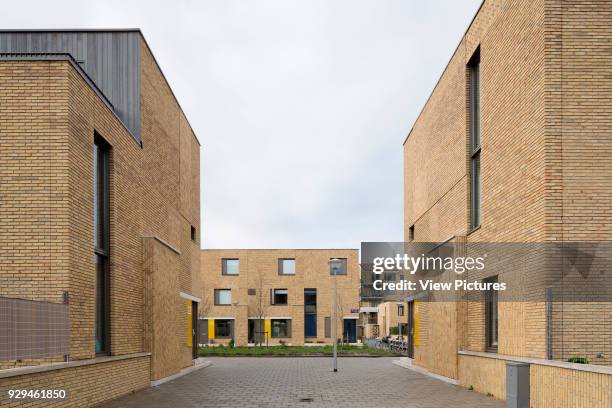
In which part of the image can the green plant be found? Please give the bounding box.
[389,326,399,335]
[228,339,235,348]
[568,356,589,364]
[469,385,474,391]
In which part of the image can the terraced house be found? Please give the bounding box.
[200,250,360,346]
[0,29,202,406]
[403,0,612,406]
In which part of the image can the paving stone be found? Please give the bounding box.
[100,357,504,408]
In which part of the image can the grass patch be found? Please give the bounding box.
[198,344,400,357]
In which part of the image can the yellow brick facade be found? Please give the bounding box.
[201,249,360,346]
[0,31,201,406]
[403,0,612,405]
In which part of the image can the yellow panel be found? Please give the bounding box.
[208,319,215,340]
[264,319,271,340]
[187,301,192,347]
[414,301,419,346]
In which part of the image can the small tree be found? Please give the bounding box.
[253,269,268,346]
[197,294,213,345]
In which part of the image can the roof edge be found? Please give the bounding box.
[402,0,486,146]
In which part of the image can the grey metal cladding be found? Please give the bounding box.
[0,31,141,141]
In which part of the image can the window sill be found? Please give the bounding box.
[467,225,481,236]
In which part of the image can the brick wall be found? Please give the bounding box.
[403,0,612,402]
[0,32,201,405]
[0,356,150,408]
[201,249,360,346]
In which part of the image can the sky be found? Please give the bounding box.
[2,0,482,249]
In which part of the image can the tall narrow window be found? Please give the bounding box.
[484,275,498,352]
[468,48,482,229]
[304,289,317,337]
[94,135,110,355]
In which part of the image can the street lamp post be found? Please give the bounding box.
[329,258,343,373]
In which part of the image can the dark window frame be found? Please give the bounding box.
[215,319,232,338]
[304,288,317,337]
[94,134,111,356]
[409,225,415,242]
[190,225,197,241]
[221,258,240,276]
[271,288,288,305]
[271,319,291,338]
[214,289,232,306]
[468,47,482,230]
[484,275,499,352]
[278,258,296,275]
[398,304,405,317]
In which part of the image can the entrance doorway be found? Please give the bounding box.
[343,319,357,343]
[191,301,198,359]
[304,289,317,338]
[248,319,265,344]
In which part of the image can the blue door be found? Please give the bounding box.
[343,319,356,343]
[305,314,317,337]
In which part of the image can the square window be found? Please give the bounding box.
[278,258,296,275]
[329,258,347,275]
[214,289,232,305]
[222,258,239,275]
[215,319,232,338]
[271,289,288,305]
[271,319,291,338]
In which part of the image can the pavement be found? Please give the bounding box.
[100,357,505,408]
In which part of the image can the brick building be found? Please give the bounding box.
[0,29,202,406]
[200,250,360,346]
[403,0,612,405]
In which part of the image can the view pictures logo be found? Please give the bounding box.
[372,253,486,275]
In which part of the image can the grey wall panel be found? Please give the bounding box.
[0,31,141,141]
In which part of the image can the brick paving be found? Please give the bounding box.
[100,357,504,408]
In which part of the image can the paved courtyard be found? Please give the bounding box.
[101,357,504,408]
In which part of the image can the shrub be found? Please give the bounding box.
[568,356,589,364]
[228,339,235,348]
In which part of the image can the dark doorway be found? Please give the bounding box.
[407,301,415,358]
[191,302,198,359]
[248,319,265,344]
[343,319,356,343]
[304,289,317,338]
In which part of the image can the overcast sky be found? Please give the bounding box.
[3,0,482,249]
